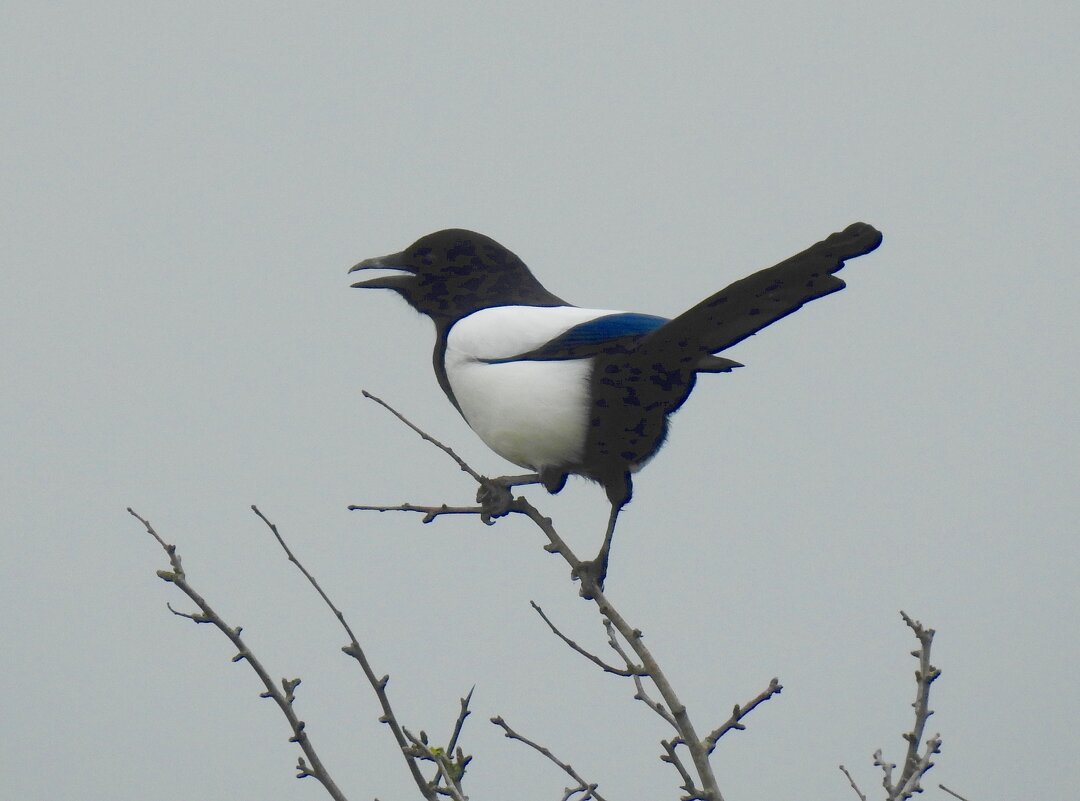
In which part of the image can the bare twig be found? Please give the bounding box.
[939,783,971,801]
[839,764,868,801]
[402,728,469,801]
[446,687,475,760]
[511,496,724,800]
[660,738,701,800]
[128,508,348,801]
[531,601,644,677]
[251,505,438,800]
[601,618,678,729]
[702,678,783,754]
[362,390,484,484]
[898,611,941,793]
[855,612,942,801]
[415,687,476,796]
[347,502,490,525]
[490,716,607,801]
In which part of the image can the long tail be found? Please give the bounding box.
[642,222,883,362]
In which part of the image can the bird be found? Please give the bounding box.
[350,223,882,592]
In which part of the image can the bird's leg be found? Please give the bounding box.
[574,503,621,599]
[476,473,542,520]
[492,473,545,489]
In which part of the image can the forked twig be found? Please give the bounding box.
[531,601,644,677]
[251,504,439,800]
[491,716,607,801]
[601,618,678,729]
[128,508,349,801]
[352,392,790,801]
[845,611,942,801]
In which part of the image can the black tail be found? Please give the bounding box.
[642,222,883,361]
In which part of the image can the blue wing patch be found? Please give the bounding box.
[487,312,670,362]
[555,313,669,347]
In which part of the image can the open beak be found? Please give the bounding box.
[348,251,415,290]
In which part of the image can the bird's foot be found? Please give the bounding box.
[476,478,515,523]
[572,559,607,600]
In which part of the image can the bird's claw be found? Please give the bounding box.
[477,478,514,522]
[573,559,607,600]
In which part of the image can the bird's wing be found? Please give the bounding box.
[498,312,670,361]
[641,222,883,358]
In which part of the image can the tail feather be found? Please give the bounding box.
[643,222,883,359]
[696,355,743,372]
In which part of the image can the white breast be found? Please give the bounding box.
[444,305,624,471]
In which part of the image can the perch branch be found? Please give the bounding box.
[353,393,789,801]
[346,503,489,524]
[511,496,724,800]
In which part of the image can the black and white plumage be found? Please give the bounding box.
[350,223,882,589]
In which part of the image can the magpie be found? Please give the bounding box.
[350,223,882,591]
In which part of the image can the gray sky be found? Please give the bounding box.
[3,3,1078,800]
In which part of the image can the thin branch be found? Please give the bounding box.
[702,678,783,754]
[601,618,678,729]
[347,503,491,525]
[898,611,941,793]
[858,612,942,801]
[839,765,868,801]
[938,784,971,801]
[446,687,475,758]
[509,496,723,799]
[531,601,644,677]
[128,508,348,801]
[661,738,702,800]
[491,716,607,801]
[873,748,894,796]
[362,390,484,484]
[895,612,942,800]
[251,505,438,800]
[402,728,469,801]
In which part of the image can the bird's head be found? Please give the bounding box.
[350,229,566,325]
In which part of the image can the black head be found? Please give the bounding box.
[349,229,566,325]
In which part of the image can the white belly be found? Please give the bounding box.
[443,305,623,470]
